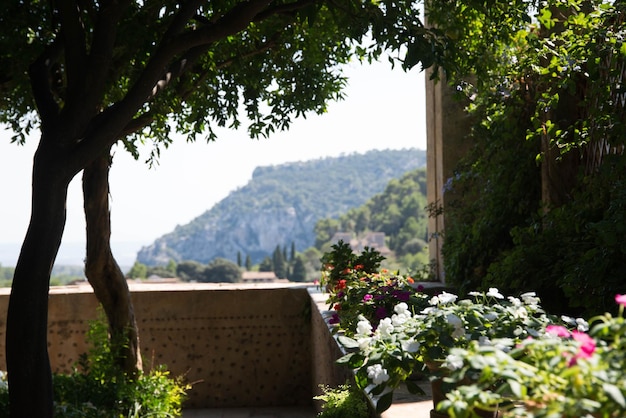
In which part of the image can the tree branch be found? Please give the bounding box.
[254,0,318,21]
[28,40,63,130]
[57,1,87,99]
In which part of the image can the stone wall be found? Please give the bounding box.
[0,283,327,409]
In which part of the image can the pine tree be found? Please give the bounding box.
[291,256,307,282]
[273,245,287,279]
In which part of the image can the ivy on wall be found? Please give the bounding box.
[427,0,626,316]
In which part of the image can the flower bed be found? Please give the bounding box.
[320,244,626,417]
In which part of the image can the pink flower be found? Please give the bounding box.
[546,325,570,338]
[572,331,596,358]
[615,294,626,307]
[362,294,373,303]
[566,331,597,367]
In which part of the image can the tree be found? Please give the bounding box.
[0,1,431,415]
[272,244,287,279]
[290,241,296,262]
[127,262,148,279]
[245,254,252,271]
[200,258,242,283]
[259,256,274,272]
[290,255,308,282]
[176,260,205,282]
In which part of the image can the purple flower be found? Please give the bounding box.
[392,290,410,302]
[328,313,340,324]
[375,306,388,319]
[363,294,373,303]
[336,291,345,298]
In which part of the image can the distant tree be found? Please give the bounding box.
[146,265,176,278]
[176,260,205,282]
[237,252,242,267]
[290,256,307,282]
[200,258,241,283]
[314,219,341,249]
[166,260,178,277]
[259,257,273,273]
[290,242,296,262]
[245,255,252,271]
[273,245,287,279]
[127,262,148,279]
[355,208,371,235]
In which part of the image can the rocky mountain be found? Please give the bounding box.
[136,148,426,266]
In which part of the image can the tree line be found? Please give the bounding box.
[128,242,308,283]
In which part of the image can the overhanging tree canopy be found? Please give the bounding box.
[0,1,432,416]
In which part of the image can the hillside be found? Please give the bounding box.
[136,148,426,266]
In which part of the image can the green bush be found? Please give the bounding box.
[0,308,189,417]
[315,384,370,418]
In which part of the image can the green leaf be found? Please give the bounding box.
[337,335,359,349]
[603,383,626,408]
[406,380,426,395]
[376,392,394,413]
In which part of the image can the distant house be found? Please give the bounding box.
[241,271,283,284]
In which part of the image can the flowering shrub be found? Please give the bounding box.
[438,294,626,418]
[337,289,557,412]
[321,240,429,334]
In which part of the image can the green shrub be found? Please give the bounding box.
[315,384,370,418]
[0,308,189,417]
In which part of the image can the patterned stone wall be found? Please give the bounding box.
[0,285,314,409]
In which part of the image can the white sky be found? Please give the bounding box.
[0,60,427,266]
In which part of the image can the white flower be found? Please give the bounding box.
[391,313,409,326]
[356,319,373,337]
[444,353,464,371]
[487,288,504,299]
[401,338,420,353]
[430,291,458,305]
[357,337,373,351]
[377,318,394,338]
[367,364,390,385]
[576,317,589,332]
[520,292,540,306]
[394,302,410,315]
[508,296,522,306]
[446,313,464,338]
[512,306,528,319]
[468,291,482,297]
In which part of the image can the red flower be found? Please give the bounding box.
[354,264,364,270]
[333,303,342,311]
[407,277,415,284]
[335,279,347,290]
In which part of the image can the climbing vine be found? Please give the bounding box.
[427,0,626,315]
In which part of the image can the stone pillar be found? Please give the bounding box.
[426,71,472,283]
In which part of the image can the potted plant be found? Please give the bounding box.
[437,294,626,418]
[338,288,558,416]
[320,240,429,334]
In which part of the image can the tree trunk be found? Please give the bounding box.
[6,140,72,418]
[83,149,143,375]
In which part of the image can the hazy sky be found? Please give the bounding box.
[0,59,427,266]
